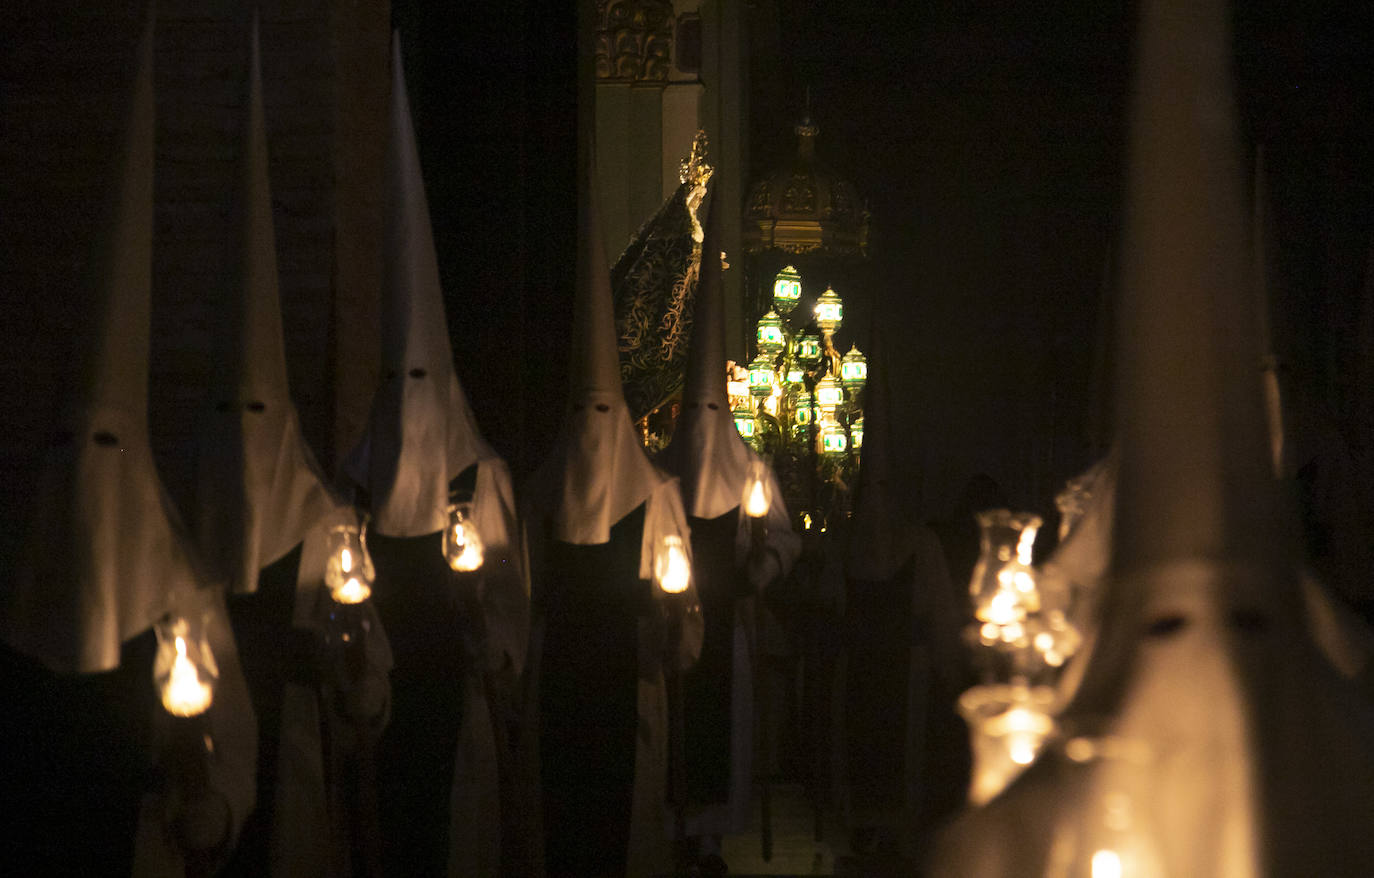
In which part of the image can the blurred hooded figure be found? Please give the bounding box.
[657,183,800,868]
[190,18,389,877]
[522,136,703,876]
[339,33,527,878]
[0,12,255,875]
[839,319,968,861]
[928,0,1374,873]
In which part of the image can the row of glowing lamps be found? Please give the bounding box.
[728,265,868,457]
[154,500,486,718]
[154,465,778,719]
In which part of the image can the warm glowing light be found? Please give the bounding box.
[655,535,691,594]
[326,523,375,604]
[443,503,485,572]
[756,310,785,355]
[816,376,843,409]
[334,576,370,604]
[164,636,214,716]
[820,424,848,455]
[743,462,772,518]
[1009,734,1037,765]
[772,265,802,314]
[814,286,843,333]
[1091,849,1123,878]
[1016,523,1038,565]
[986,589,1020,625]
[154,617,217,717]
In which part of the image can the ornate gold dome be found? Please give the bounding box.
[743,119,870,256]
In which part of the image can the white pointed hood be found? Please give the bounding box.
[533,145,676,558]
[929,0,1374,874]
[660,187,756,520]
[193,16,340,594]
[845,322,915,581]
[0,17,198,673]
[341,32,497,538]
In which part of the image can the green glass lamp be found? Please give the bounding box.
[772,265,803,315]
[748,354,774,398]
[756,310,785,356]
[816,375,843,413]
[795,330,822,362]
[821,423,848,456]
[841,344,867,393]
[733,403,757,439]
[814,286,843,335]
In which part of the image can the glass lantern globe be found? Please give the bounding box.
[840,344,867,393]
[794,391,814,426]
[771,265,803,315]
[654,534,691,594]
[756,310,785,356]
[816,375,844,412]
[154,613,218,717]
[733,404,757,439]
[748,354,774,398]
[820,423,848,456]
[814,286,843,334]
[969,510,1042,639]
[443,502,485,572]
[742,459,773,518]
[795,330,822,362]
[325,522,376,605]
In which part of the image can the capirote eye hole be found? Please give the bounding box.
[246,401,266,412]
[1145,614,1187,637]
[707,402,719,410]
[93,431,119,447]
[595,403,610,412]
[409,367,427,378]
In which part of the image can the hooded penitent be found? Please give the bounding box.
[0,14,256,874]
[660,185,794,541]
[928,0,1374,874]
[525,138,701,876]
[341,36,517,560]
[529,157,694,583]
[194,17,338,597]
[337,33,526,878]
[659,181,799,839]
[2,10,200,675]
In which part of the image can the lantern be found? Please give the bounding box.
[443,501,485,572]
[814,286,843,334]
[654,534,691,594]
[794,391,814,426]
[821,423,848,456]
[850,416,864,449]
[748,354,774,398]
[325,522,375,604]
[733,403,757,439]
[756,310,786,356]
[795,330,822,362]
[771,265,802,315]
[742,459,772,519]
[840,344,867,393]
[816,375,843,413]
[154,614,218,717]
[969,510,1041,638]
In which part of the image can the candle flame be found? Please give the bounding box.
[340,546,353,573]
[745,477,770,518]
[162,635,213,717]
[656,536,691,594]
[333,576,371,605]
